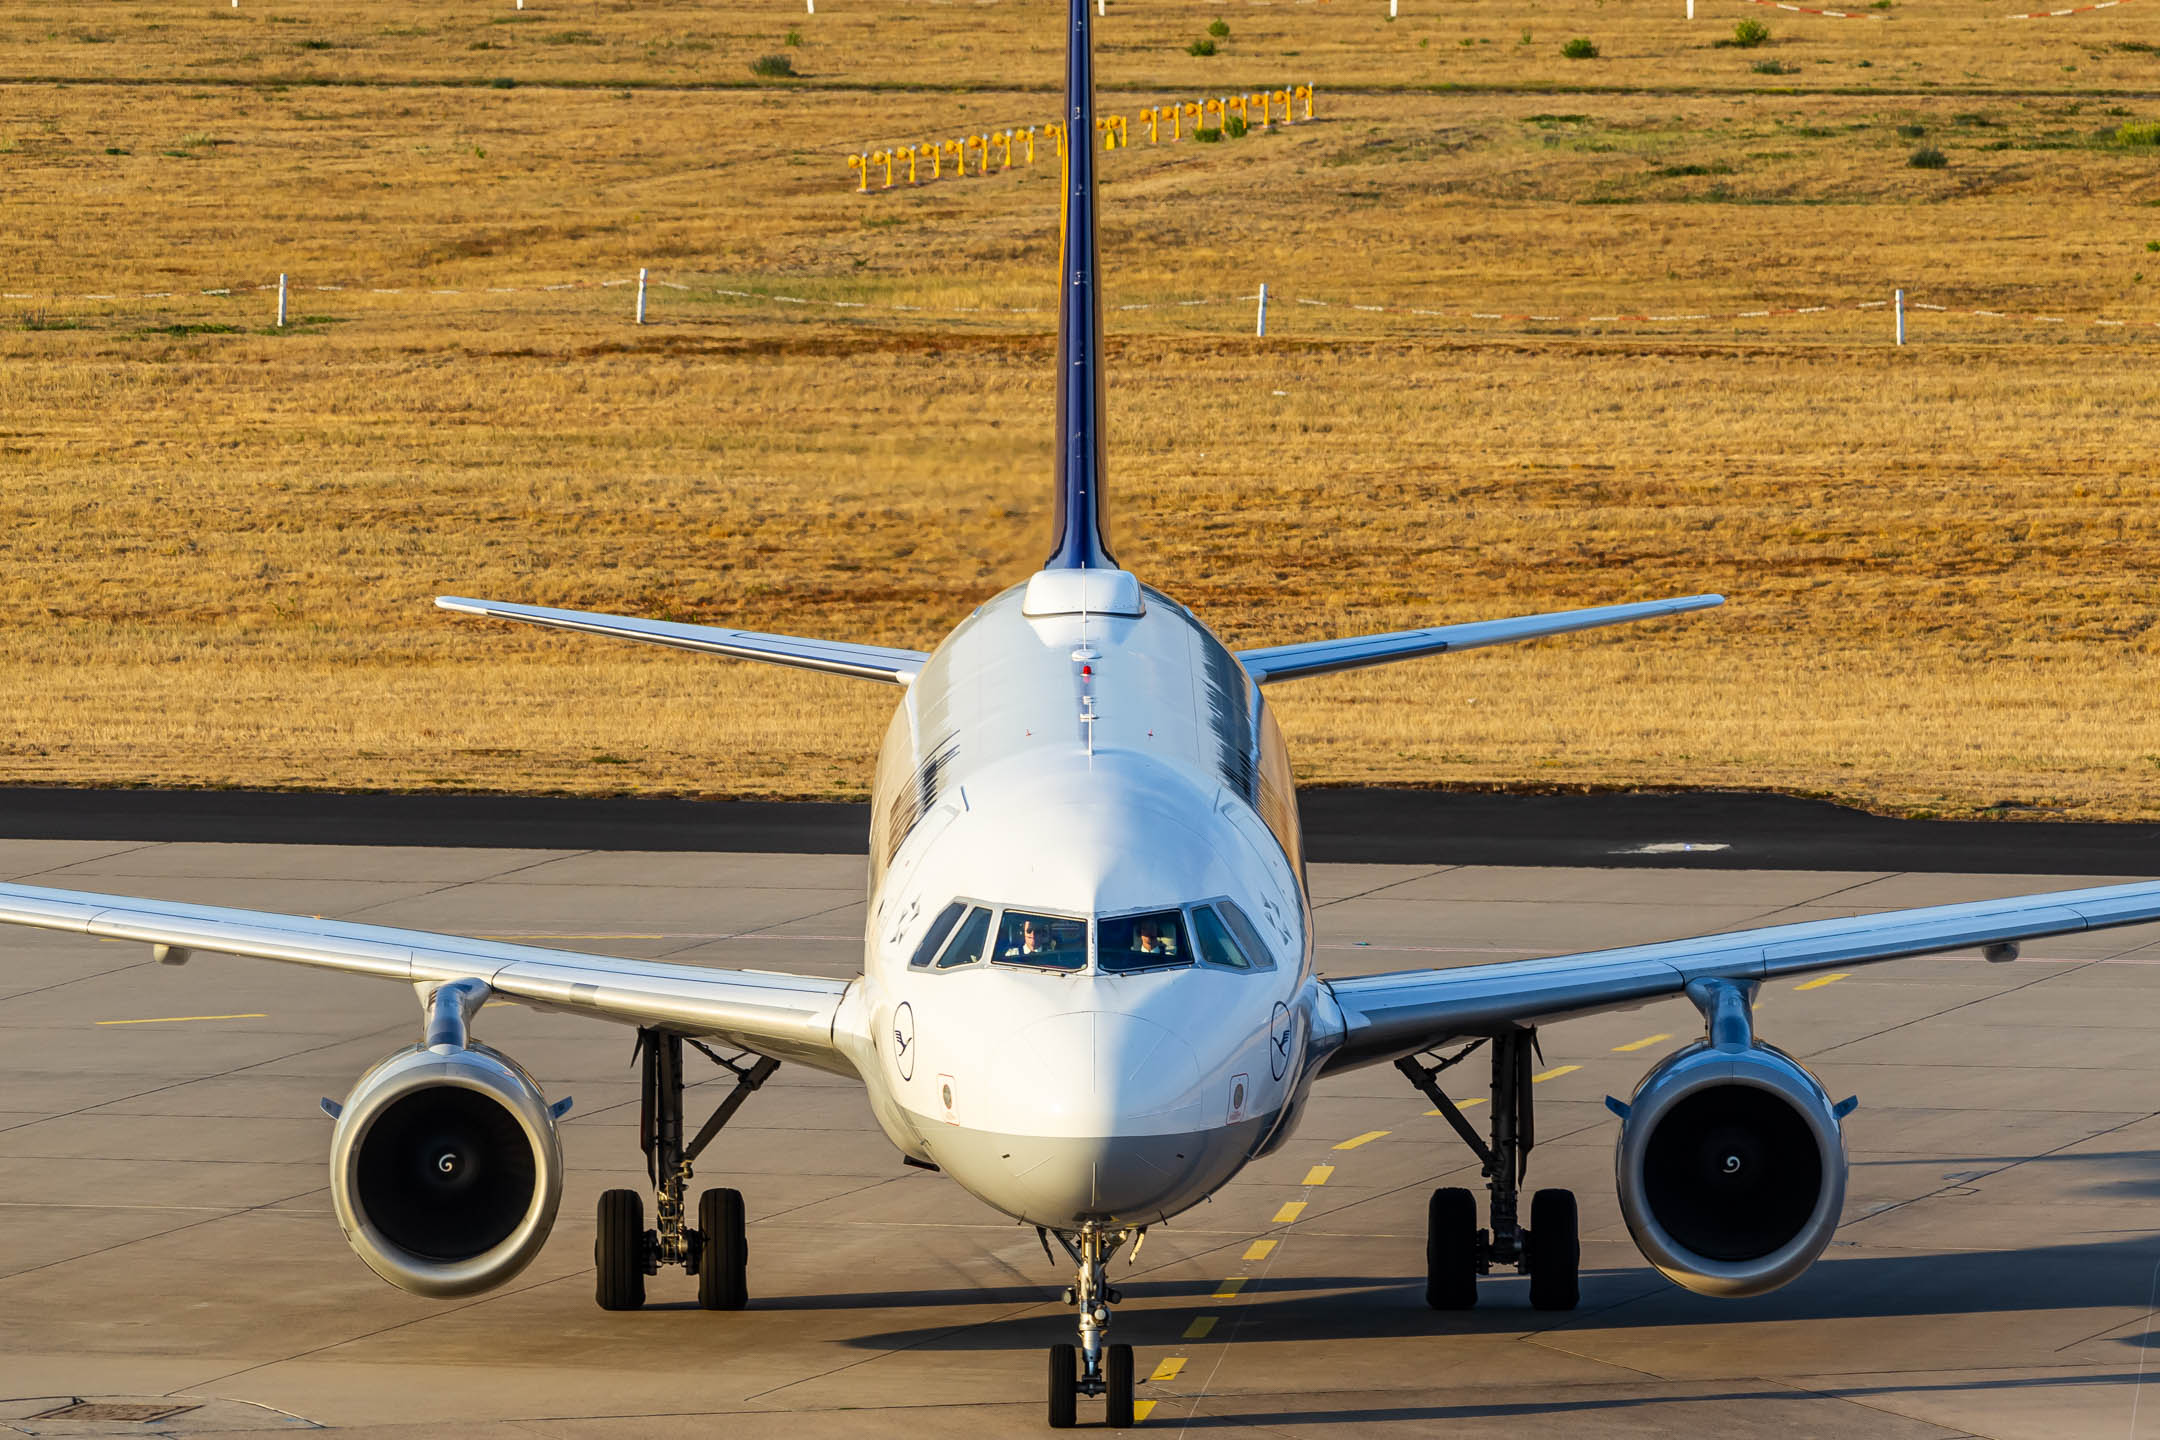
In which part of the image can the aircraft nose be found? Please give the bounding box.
[992,1010,1202,1133]
[983,1011,1210,1223]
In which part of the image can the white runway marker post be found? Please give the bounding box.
[276,273,287,328]
[1390,0,1398,16]
[1895,287,1905,345]
[1255,283,1269,337]
[636,267,648,325]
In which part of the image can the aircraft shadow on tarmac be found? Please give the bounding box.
[820,1234,2160,1351]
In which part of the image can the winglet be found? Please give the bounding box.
[1044,0,1115,572]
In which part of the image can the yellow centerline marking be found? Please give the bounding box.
[1796,972,1850,991]
[1243,1239,1277,1261]
[1613,1033,1670,1052]
[1151,1357,1187,1382]
[1532,1065,1580,1083]
[1212,1275,1248,1299]
[1182,1315,1217,1340]
[1272,1201,1306,1224]
[96,1013,266,1026]
[1300,1164,1335,1186]
[1416,1096,1486,1122]
[1332,1130,1390,1150]
[1134,1399,1157,1421]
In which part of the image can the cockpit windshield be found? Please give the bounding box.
[1098,909,1192,974]
[995,910,1088,971]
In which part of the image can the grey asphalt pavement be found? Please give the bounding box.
[5,840,2160,1438]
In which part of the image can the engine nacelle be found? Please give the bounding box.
[1613,1027,1849,1299]
[328,1041,565,1298]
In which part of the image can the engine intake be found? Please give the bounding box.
[1612,978,1850,1298]
[328,983,565,1298]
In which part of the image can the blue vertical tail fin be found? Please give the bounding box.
[1044,0,1116,572]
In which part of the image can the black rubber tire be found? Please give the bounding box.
[1104,1343,1135,1428]
[1047,1343,1078,1429]
[595,1188,646,1311]
[697,1187,749,1311]
[1426,1186,1479,1310]
[1526,1188,1581,1311]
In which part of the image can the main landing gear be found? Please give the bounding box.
[595,1027,779,1311]
[1397,1027,1580,1312]
[1042,1224,1139,1429]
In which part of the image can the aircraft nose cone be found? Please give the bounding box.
[982,1012,1208,1224]
[993,1011,1202,1132]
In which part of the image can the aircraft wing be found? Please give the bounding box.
[1318,878,2160,1073]
[1236,594,1724,684]
[0,882,860,1076]
[436,596,928,686]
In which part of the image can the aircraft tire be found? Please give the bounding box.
[1426,1186,1479,1310]
[595,1188,646,1311]
[1104,1343,1135,1428]
[1047,1343,1078,1429]
[1526,1188,1581,1311]
[697,1187,749,1311]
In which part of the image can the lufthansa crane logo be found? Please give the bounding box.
[1269,1001,1294,1081]
[893,1002,916,1082]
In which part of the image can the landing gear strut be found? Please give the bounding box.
[595,1027,778,1312]
[1397,1027,1579,1311]
[1043,1224,1137,1428]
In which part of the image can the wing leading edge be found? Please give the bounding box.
[1236,594,1724,684]
[436,596,928,686]
[1318,878,2160,1073]
[0,882,860,1076]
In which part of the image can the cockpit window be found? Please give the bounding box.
[1214,899,1279,971]
[995,910,1088,972]
[1098,909,1192,975]
[935,906,994,969]
[907,901,967,969]
[1190,905,1252,971]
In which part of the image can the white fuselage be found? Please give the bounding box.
[831,573,1334,1229]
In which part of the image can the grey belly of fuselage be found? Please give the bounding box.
[917,1111,1281,1229]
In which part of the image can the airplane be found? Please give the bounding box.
[8,1,2160,1430]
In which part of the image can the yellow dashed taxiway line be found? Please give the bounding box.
[95,1013,267,1026]
[1332,1129,1389,1150]
[1424,1096,1485,1117]
[1300,1164,1335,1186]
[1212,1275,1248,1299]
[1796,972,1850,991]
[1271,1201,1306,1223]
[1151,1357,1187,1382]
[1532,1065,1580,1083]
[1181,1315,1217,1340]
[1614,1033,1670,1052]
[1243,1239,1277,1261]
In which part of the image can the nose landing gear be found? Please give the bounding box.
[1044,1224,1138,1428]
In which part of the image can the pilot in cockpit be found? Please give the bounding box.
[1007,918,1052,959]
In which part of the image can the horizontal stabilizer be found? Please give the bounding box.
[436,596,927,686]
[1236,594,1723,684]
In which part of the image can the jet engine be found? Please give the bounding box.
[1610,978,1853,1299]
[326,981,565,1298]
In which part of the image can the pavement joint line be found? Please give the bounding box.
[95,1013,267,1026]
[1309,864,1460,911]
[1795,972,1851,991]
[1613,1034,1671,1051]
[1805,956,2101,1063]
[0,958,157,1005]
[325,847,601,924]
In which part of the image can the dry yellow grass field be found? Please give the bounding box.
[2,0,2157,819]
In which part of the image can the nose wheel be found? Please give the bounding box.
[1044,1225,1138,1428]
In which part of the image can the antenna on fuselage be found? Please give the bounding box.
[1043,0,1115,573]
